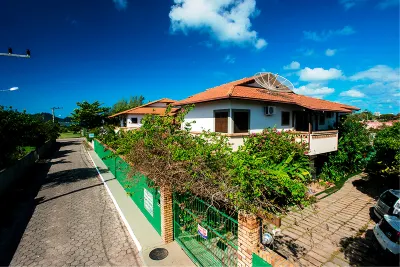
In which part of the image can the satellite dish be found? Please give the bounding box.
[254,72,294,93]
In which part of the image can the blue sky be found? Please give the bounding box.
[0,0,399,117]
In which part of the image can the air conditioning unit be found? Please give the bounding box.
[264,106,275,116]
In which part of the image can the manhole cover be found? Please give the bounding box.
[149,248,169,260]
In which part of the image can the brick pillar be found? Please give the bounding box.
[238,212,260,267]
[160,186,173,244]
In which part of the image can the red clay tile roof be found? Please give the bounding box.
[109,98,177,118]
[174,77,359,113]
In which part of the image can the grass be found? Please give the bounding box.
[59,131,81,139]
[315,171,362,198]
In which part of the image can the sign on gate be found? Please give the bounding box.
[197,224,208,239]
[144,188,154,217]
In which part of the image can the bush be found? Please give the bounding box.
[0,106,60,169]
[367,122,400,180]
[230,129,311,214]
[320,115,372,182]
[97,107,312,217]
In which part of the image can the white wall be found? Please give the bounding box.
[149,102,168,108]
[183,100,232,132]
[126,114,144,128]
[184,99,304,133]
[309,133,338,155]
[230,100,302,133]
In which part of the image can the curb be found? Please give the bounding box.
[85,148,144,254]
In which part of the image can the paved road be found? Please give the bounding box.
[278,174,397,266]
[9,139,142,266]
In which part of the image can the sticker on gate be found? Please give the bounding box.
[197,224,208,239]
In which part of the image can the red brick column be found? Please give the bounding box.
[160,186,173,244]
[238,212,260,267]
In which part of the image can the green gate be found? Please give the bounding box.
[173,194,238,266]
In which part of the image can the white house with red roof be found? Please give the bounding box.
[109,98,178,130]
[174,76,359,155]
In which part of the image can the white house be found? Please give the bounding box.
[109,98,178,130]
[174,76,359,155]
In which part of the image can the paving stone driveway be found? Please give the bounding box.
[276,174,394,266]
[10,139,142,266]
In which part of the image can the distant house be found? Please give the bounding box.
[365,120,398,129]
[109,98,178,130]
[174,76,359,155]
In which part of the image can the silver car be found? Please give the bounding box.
[374,189,400,219]
[373,215,400,255]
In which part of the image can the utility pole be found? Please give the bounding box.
[51,107,62,123]
[0,47,31,58]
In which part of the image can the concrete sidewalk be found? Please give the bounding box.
[87,148,194,267]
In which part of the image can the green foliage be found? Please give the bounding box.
[97,107,312,216]
[320,116,372,182]
[111,95,145,114]
[367,122,400,179]
[229,129,311,213]
[71,101,110,129]
[0,106,60,169]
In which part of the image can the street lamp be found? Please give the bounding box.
[0,47,31,58]
[0,86,19,92]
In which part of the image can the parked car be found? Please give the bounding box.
[374,189,400,219]
[373,215,400,255]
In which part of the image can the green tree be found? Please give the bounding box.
[71,101,110,129]
[0,106,60,169]
[367,122,400,180]
[320,116,372,181]
[111,95,145,114]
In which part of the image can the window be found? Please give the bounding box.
[214,110,228,133]
[326,112,333,118]
[131,117,138,124]
[319,114,325,125]
[233,110,250,133]
[281,111,290,126]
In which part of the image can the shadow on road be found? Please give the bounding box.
[0,140,98,266]
[339,229,399,266]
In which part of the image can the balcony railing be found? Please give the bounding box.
[293,130,338,155]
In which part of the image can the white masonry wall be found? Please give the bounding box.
[183,99,304,133]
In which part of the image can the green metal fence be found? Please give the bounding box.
[173,194,238,266]
[94,139,161,235]
[252,253,272,267]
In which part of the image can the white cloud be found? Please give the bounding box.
[377,0,399,9]
[255,38,268,49]
[169,0,267,50]
[283,61,300,70]
[303,26,355,42]
[339,0,367,10]
[349,65,400,82]
[294,83,335,98]
[340,89,365,97]
[325,49,337,56]
[299,67,344,82]
[224,54,236,64]
[113,0,128,10]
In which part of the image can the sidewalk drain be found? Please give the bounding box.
[149,248,169,260]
